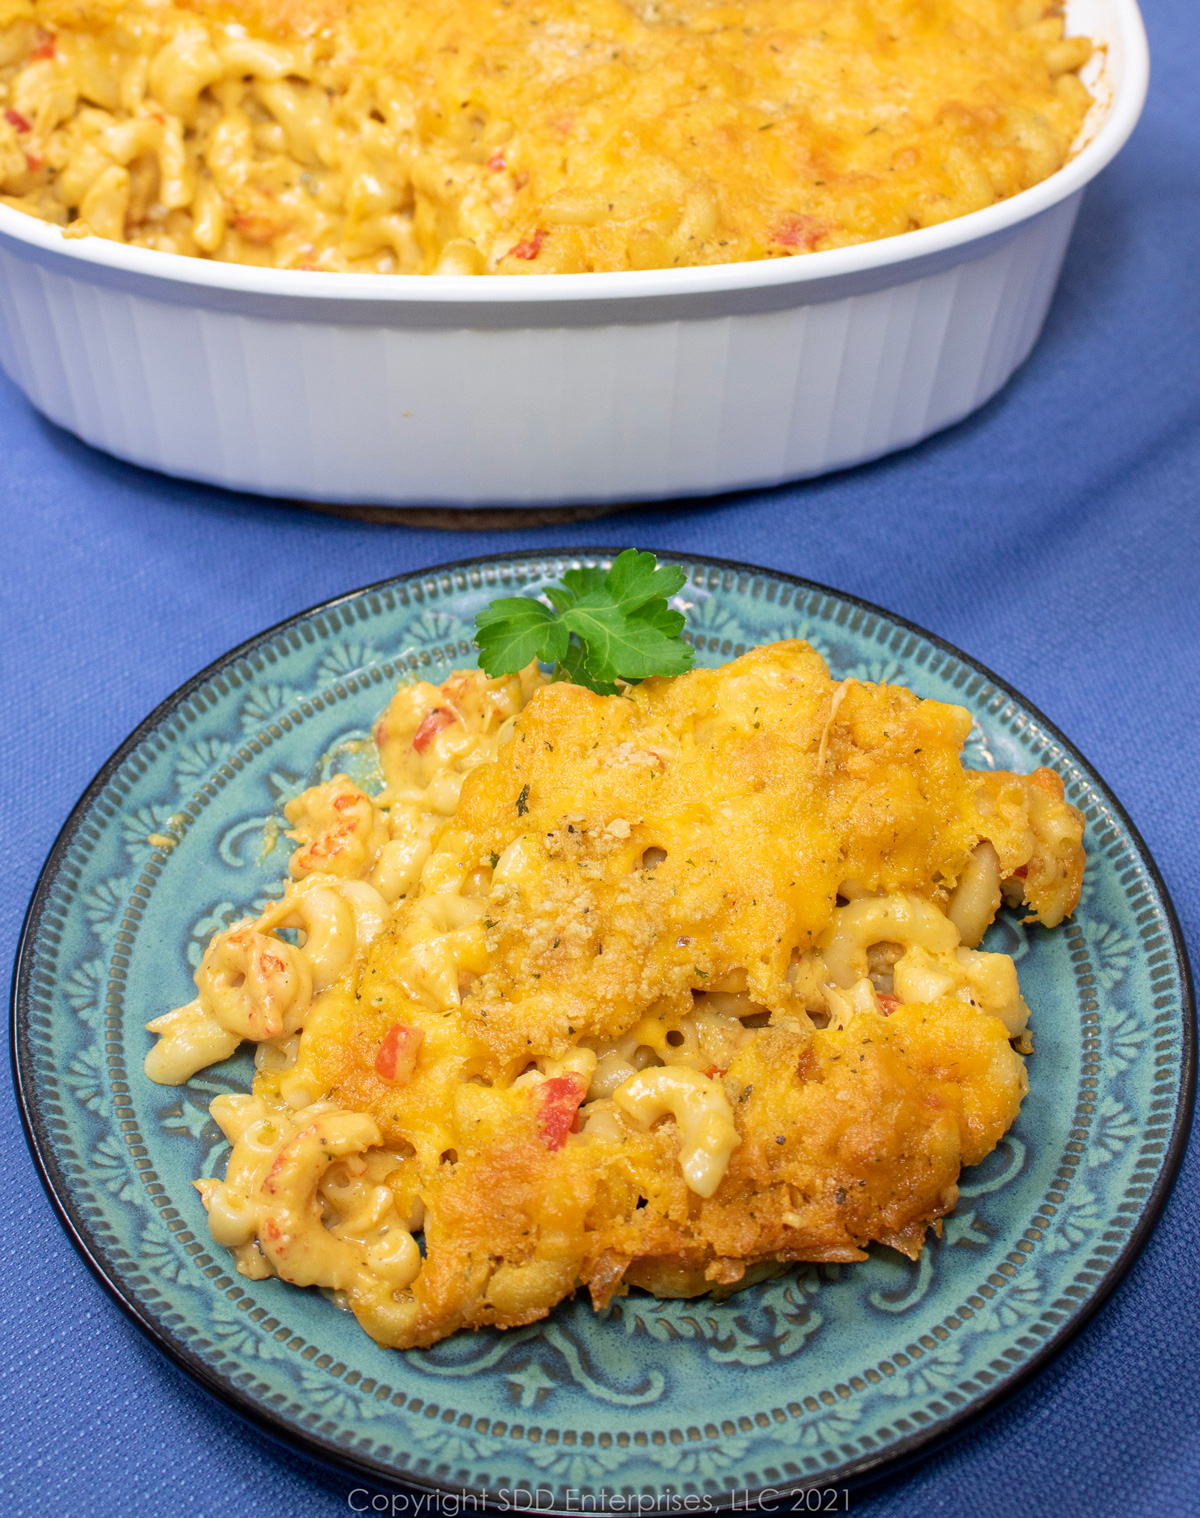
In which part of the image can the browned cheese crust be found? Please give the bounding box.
[1,0,1095,273]
[240,640,1083,1346]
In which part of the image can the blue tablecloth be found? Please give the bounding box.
[2,1,1197,1512]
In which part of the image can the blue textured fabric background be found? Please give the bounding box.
[2,0,1197,1510]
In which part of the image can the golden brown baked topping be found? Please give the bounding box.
[149,639,1086,1349]
[1,0,1095,272]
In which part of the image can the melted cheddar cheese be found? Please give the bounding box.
[151,640,1085,1349]
[1,0,1095,273]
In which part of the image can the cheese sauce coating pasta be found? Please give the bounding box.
[1,0,1094,274]
[146,641,1085,1350]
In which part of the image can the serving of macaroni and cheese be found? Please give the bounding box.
[0,0,1094,274]
[144,640,1084,1351]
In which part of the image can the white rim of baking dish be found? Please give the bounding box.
[0,0,1148,308]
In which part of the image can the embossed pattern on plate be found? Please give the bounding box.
[12,552,1194,1506]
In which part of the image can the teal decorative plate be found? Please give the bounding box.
[13,552,1194,1507]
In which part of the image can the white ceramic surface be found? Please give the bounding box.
[0,0,1147,507]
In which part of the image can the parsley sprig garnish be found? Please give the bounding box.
[474,550,695,694]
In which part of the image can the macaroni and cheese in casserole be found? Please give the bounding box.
[145,640,1085,1351]
[0,0,1094,274]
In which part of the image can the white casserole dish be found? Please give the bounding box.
[0,0,1147,508]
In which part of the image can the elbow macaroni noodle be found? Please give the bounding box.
[145,640,1085,1349]
[612,1067,741,1200]
[1,0,1095,275]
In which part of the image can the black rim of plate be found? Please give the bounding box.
[11,548,1196,1509]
